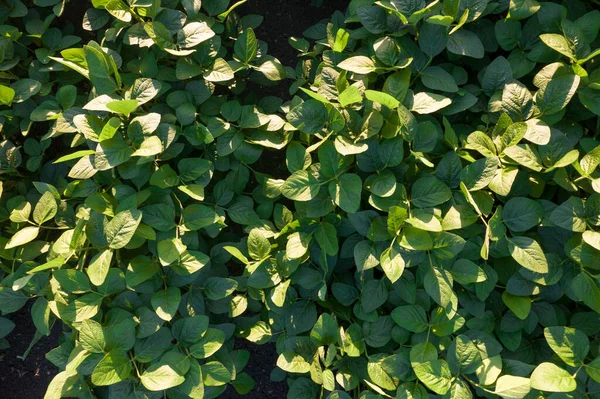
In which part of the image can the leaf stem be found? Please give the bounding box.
[129,352,142,378]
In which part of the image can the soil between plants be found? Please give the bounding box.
[0,304,61,399]
[0,0,347,398]
[220,341,286,399]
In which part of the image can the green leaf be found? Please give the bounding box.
[540,34,576,60]
[411,177,452,208]
[257,59,286,81]
[411,92,452,114]
[333,28,350,52]
[286,142,311,173]
[44,371,72,399]
[424,266,457,313]
[287,232,310,259]
[358,6,388,34]
[281,170,321,201]
[365,90,400,109]
[104,209,142,249]
[360,279,388,313]
[314,222,339,256]
[152,287,181,321]
[10,202,31,224]
[240,320,272,344]
[99,117,121,141]
[380,246,405,283]
[91,349,132,386]
[461,157,500,191]
[140,352,189,391]
[482,56,513,95]
[502,292,531,320]
[129,79,161,105]
[339,86,363,107]
[85,46,118,94]
[183,204,218,230]
[501,81,534,120]
[406,210,443,232]
[248,229,271,260]
[277,351,311,374]
[269,280,289,308]
[400,226,433,251]
[87,249,113,286]
[106,99,139,116]
[367,354,397,391]
[11,79,42,103]
[391,305,428,333]
[310,313,339,346]
[154,164,185,190]
[524,119,551,145]
[530,362,576,393]
[0,85,16,105]
[448,335,482,374]
[204,277,238,300]
[6,226,40,249]
[338,56,377,74]
[502,197,543,232]
[585,357,600,383]
[203,58,234,82]
[507,236,548,273]
[494,375,531,399]
[234,28,258,63]
[179,22,215,48]
[536,74,580,116]
[54,150,96,164]
[572,272,600,313]
[143,20,172,47]
[173,315,209,345]
[79,319,106,353]
[580,87,600,115]
[104,0,133,21]
[476,355,502,385]
[202,361,231,386]
[0,316,15,339]
[466,131,496,158]
[413,360,452,395]
[583,231,600,251]
[451,259,487,284]
[224,246,249,264]
[329,173,362,213]
[133,136,163,157]
[94,136,134,170]
[33,191,58,225]
[508,0,541,20]
[31,298,51,336]
[177,185,205,201]
[232,373,255,395]
[189,328,225,359]
[158,238,185,266]
[544,327,589,367]
[287,100,328,134]
[446,30,485,58]
[421,67,459,93]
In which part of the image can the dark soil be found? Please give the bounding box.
[244,0,348,67]
[0,304,61,399]
[241,0,348,98]
[0,0,349,398]
[221,341,286,398]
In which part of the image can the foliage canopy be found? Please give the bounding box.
[1,0,600,398]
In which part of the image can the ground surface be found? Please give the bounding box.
[220,340,286,398]
[0,304,61,399]
[0,0,347,398]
